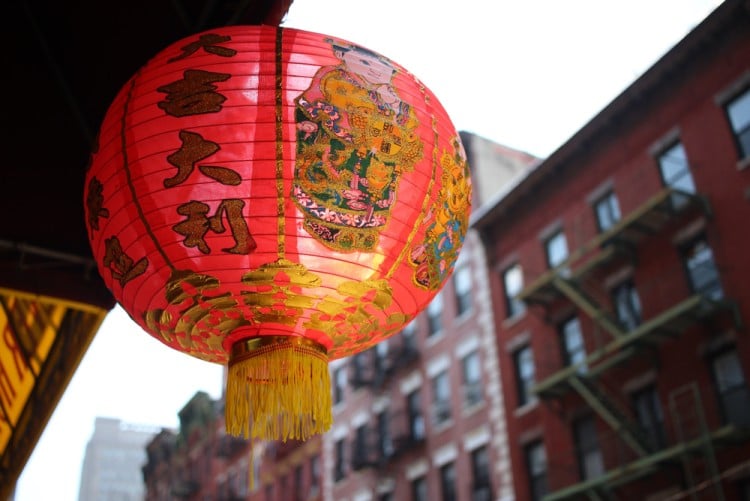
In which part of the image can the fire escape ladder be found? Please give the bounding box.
[551,277,625,339]
[568,375,651,457]
[668,383,725,501]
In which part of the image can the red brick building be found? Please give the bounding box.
[473,1,750,500]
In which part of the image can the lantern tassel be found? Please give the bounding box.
[226,336,332,442]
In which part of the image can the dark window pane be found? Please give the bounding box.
[412,476,428,501]
[711,350,750,427]
[594,191,621,232]
[514,346,535,406]
[574,416,605,480]
[427,293,443,336]
[545,231,569,268]
[560,317,586,371]
[524,441,548,501]
[454,262,473,316]
[440,462,457,501]
[726,88,750,159]
[683,238,723,300]
[463,351,483,407]
[612,281,642,331]
[632,386,666,449]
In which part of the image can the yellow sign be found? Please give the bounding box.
[0,288,107,499]
[0,297,63,454]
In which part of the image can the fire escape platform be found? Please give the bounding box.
[533,294,734,399]
[519,188,708,307]
[542,424,749,501]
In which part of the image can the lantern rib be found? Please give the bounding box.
[119,76,175,272]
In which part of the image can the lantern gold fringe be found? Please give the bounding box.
[226,336,332,442]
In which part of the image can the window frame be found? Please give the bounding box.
[453,258,473,317]
[502,263,525,318]
[524,440,549,501]
[573,415,605,480]
[334,438,346,481]
[470,445,492,501]
[545,230,569,269]
[631,384,666,450]
[432,369,452,424]
[333,366,346,404]
[559,316,586,371]
[513,345,536,407]
[680,235,723,300]
[427,292,444,336]
[411,475,428,501]
[407,389,426,442]
[439,461,457,501]
[657,140,696,194]
[710,348,750,427]
[462,350,483,407]
[724,86,750,161]
[612,280,643,331]
[593,190,621,233]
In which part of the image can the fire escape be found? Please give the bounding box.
[516,188,747,500]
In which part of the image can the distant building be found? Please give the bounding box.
[78,417,158,501]
[474,1,750,500]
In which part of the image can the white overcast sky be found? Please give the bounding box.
[16,1,723,499]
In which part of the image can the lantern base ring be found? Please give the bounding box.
[225,336,332,442]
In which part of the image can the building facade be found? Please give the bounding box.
[474,1,750,500]
[78,417,158,501]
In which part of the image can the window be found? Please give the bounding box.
[310,455,320,493]
[560,317,586,372]
[612,281,642,331]
[432,370,452,424]
[514,346,536,407]
[427,292,444,336]
[412,476,428,501]
[351,352,369,387]
[462,350,483,407]
[632,385,666,450]
[573,416,605,480]
[265,484,274,501]
[353,424,369,469]
[594,191,621,232]
[658,141,696,193]
[524,441,549,501]
[334,438,346,481]
[682,236,723,300]
[280,474,289,501]
[502,263,525,318]
[711,349,750,427]
[333,366,346,404]
[401,320,417,353]
[725,87,750,159]
[439,462,457,501]
[377,410,393,458]
[453,259,473,316]
[470,446,492,501]
[545,230,569,269]
[407,389,426,441]
[293,465,303,501]
[375,341,389,383]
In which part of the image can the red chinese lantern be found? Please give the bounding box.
[85,26,471,441]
